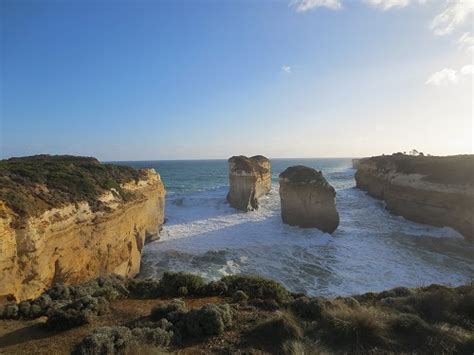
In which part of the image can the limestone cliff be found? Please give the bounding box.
[355,154,474,240]
[0,155,165,302]
[279,166,339,233]
[227,155,272,211]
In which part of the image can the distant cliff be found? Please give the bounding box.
[355,154,474,240]
[0,155,165,302]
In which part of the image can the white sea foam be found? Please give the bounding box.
[140,169,473,297]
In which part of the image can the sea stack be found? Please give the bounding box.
[0,155,166,302]
[355,154,474,240]
[227,155,272,211]
[279,166,339,233]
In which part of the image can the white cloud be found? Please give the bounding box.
[291,0,342,12]
[425,68,458,85]
[458,32,474,52]
[430,0,474,36]
[425,64,473,85]
[460,64,474,75]
[364,0,410,10]
[281,65,292,74]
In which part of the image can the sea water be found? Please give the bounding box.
[119,159,474,297]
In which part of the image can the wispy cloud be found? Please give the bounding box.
[425,68,458,85]
[364,0,410,10]
[281,65,292,74]
[458,32,474,52]
[426,64,473,85]
[291,0,342,12]
[430,0,474,36]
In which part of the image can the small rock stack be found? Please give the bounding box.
[279,166,339,233]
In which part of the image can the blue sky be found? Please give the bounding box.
[1,0,472,160]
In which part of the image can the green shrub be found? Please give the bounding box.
[150,300,187,321]
[250,312,303,344]
[159,272,206,296]
[74,326,135,355]
[127,279,162,299]
[232,290,249,302]
[184,304,232,337]
[289,297,326,320]
[221,275,291,302]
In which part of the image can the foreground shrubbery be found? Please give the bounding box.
[1,272,473,354]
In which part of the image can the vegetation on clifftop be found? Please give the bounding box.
[0,273,472,354]
[228,155,270,175]
[0,155,145,218]
[368,154,474,186]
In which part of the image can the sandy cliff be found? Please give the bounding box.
[227,155,271,211]
[0,156,165,302]
[355,154,474,240]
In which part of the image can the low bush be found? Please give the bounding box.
[127,279,162,299]
[184,304,232,337]
[289,296,326,320]
[159,272,206,296]
[46,295,110,330]
[250,312,303,344]
[232,290,249,302]
[221,275,291,302]
[74,326,135,355]
[319,302,387,348]
[150,300,186,321]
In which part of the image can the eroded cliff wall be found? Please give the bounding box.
[0,157,165,302]
[355,155,474,240]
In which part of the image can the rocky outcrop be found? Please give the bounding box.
[355,154,474,240]
[227,155,271,211]
[0,156,165,302]
[279,166,339,233]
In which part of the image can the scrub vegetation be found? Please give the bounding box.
[0,155,145,219]
[0,273,472,354]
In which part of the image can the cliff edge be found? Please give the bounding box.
[355,154,474,240]
[0,155,165,302]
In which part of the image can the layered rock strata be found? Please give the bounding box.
[0,156,165,302]
[279,166,339,233]
[227,155,272,211]
[355,154,474,240]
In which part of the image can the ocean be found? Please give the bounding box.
[118,158,474,297]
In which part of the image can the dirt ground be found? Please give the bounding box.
[0,297,224,355]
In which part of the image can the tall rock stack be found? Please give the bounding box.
[227,155,272,211]
[279,166,339,233]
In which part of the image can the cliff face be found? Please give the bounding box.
[0,156,165,302]
[279,166,339,233]
[355,155,474,240]
[227,155,271,211]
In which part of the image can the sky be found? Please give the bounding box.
[1,0,473,160]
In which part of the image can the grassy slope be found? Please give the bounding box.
[0,155,145,219]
